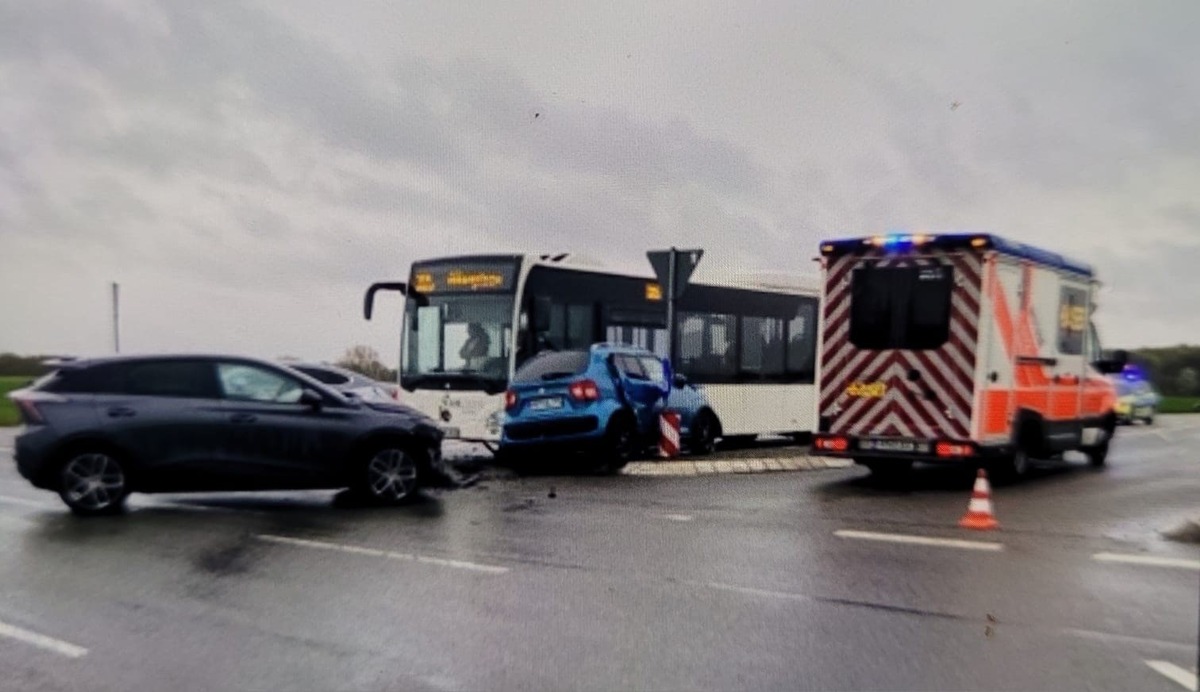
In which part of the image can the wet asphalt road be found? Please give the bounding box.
[0,419,1197,691]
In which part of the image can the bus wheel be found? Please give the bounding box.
[789,432,813,446]
[690,413,718,457]
[719,435,756,450]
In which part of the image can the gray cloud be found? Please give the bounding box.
[1,0,1198,359]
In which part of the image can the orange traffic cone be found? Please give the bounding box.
[959,469,999,531]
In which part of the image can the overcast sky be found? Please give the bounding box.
[2,0,1197,363]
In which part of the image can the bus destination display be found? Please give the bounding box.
[410,262,518,294]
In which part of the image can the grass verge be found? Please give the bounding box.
[0,375,37,426]
[1159,396,1200,414]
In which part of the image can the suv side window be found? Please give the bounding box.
[218,363,305,404]
[122,360,219,398]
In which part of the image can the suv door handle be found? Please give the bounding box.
[106,407,136,418]
[230,413,257,424]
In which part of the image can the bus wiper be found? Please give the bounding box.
[406,370,505,395]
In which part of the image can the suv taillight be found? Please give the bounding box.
[504,389,518,411]
[568,379,600,402]
[12,397,45,425]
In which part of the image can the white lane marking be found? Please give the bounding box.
[660,514,694,522]
[706,581,808,602]
[1093,552,1200,572]
[835,529,1004,552]
[0,494,54,510]
[0,619,88,659]
[256,535,509,575]
[1145,660,1198,691]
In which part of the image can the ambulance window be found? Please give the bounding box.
[849,264,954,350]
[1058,286,1087,355]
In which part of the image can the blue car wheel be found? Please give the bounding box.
[596,413,637,474]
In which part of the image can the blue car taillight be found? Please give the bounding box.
[568,379,600,402]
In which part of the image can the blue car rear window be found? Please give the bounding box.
[514,351,591,383]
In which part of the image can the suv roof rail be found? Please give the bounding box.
[40,356,79,367]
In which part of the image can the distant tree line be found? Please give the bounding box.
[335,345,397,382]
[1129,346,1200,397]
[0,353,57,377]
[0,350,399,383]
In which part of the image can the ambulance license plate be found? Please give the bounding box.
[858,438,929,454]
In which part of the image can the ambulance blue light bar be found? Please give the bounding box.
[818,232,1094,278]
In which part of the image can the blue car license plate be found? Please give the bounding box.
[528,397,564,411]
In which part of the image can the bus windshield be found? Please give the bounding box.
[401,258,520,392]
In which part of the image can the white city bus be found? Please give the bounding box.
[364,253,820,449]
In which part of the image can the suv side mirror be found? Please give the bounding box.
[300,388,324,410]
[672,373,688,388]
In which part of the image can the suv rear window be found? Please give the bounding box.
[513,351,590,383]
[849,264,954,350]
[38,364,124,394]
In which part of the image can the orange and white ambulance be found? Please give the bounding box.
[810,233,1126,479]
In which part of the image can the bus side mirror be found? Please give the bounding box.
[363,282,409,320]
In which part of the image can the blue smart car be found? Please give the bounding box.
[500,344,716,471]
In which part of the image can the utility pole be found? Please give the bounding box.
[666,247,677,363]
[112,282,120,354]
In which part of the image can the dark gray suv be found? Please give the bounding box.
[7,354,446,515]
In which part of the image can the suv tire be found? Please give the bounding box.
[58,450,129,516]
[355,444,422,504]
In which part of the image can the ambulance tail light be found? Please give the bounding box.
[935,441,975,458]
[814,435,850,453]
